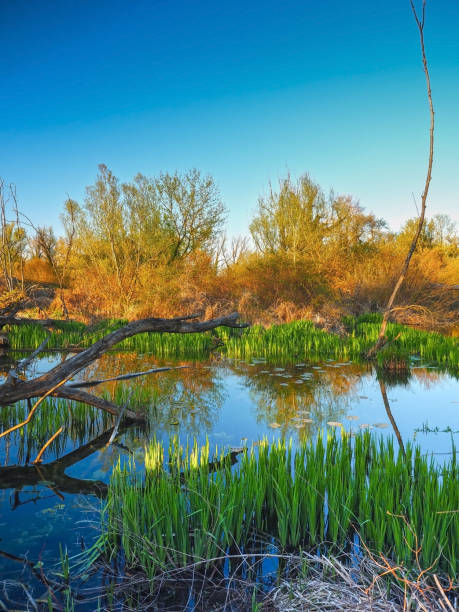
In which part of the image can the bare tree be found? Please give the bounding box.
[367,0,435,358]
[0,180,26,293]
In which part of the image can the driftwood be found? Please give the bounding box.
[0,312,247,423]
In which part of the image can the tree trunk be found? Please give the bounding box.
[367,0,434,359]
[0,312,247,419]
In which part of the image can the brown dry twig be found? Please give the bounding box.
[0,374,74,440]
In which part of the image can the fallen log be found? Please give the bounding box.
[0,312,247,421]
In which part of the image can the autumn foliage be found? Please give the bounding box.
[1,169,458,329]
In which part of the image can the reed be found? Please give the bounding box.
[99,433,458,580]
[6,314,458,369]
[5,319,214,357]
[221,318,459,370]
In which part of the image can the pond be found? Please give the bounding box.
[0,351,457,608]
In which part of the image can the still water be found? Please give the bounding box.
[0,352,457,606]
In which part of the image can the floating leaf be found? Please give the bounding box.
[327,421,343,427]
[346,415,359,421]
[269,422,281,428]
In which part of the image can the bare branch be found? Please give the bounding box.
[68,365,189,389]
[367,0,434,358]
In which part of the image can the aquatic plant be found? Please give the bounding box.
[220,317,459,372]
[5,319,214,357]
[100,433,458,579]
[6,314,458,369]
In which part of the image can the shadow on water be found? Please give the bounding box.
[0,425,129,504]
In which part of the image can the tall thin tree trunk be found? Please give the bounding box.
[367,0,434,358]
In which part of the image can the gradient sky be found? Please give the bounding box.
[1,0,458,238]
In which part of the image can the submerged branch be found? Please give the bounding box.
[68,365,189,389]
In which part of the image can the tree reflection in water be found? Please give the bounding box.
[235,361,367,438]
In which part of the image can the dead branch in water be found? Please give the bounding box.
[0,312,247,423]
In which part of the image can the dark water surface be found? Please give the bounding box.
[0,352,457,608]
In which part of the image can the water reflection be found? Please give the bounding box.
[232,361,368,438]
[0,425,120,506]
[378,377,406,456]
[85,353,227,435]
[0,352,457,609]
[1,353,457,468]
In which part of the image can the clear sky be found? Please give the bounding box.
[1,0,458,237]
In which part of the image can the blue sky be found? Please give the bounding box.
[1,0,458,237]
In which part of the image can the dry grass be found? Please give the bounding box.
[63,548,457,611]
[269,552,458,612]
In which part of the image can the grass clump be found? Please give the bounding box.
[221,317,459,370]
[376,345,410,372]
[98,433,458,580]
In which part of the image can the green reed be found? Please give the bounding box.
[5,319,214,357]
[221,317,459,369]
[6,315,458,369]
[99,433,458,579]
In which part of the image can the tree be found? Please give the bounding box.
[82,164,128,292]
[431,214,458,254]
[69,166,227,316]
[367,0,435,358]
[397,217,434,250]
[329,196,386,256]
[32,226,57,266]
[0,179,27,292]
[249,173,329,264]
[155,169,227,263]
[249,173,385,267]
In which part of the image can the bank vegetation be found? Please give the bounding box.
[1,169,458,332]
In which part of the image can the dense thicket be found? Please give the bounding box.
[1,168,458,327]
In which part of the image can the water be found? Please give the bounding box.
[0,352,457,607]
